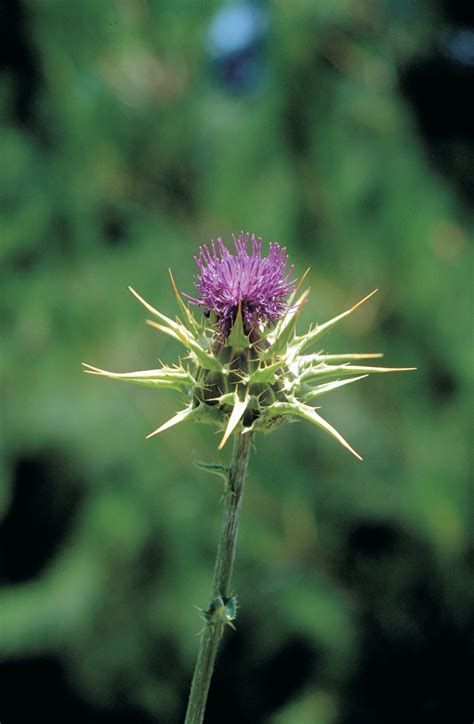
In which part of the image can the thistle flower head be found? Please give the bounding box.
[186,232,296,337]
[83,234,415,458]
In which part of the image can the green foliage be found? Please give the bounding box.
[0,1,472,722]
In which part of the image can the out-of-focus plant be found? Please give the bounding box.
[83,232,414,723]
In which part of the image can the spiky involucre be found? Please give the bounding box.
[186,232,296,337]
[83,235,415,458]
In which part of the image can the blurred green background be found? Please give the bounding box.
[1,1,472,722]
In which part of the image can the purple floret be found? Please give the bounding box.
[185,232,296,337]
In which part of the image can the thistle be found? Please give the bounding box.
[83,231,413,459]
[83,232,414,723]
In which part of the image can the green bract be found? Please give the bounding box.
[83,270,415,459]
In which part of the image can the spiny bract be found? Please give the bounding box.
[83,233,414,459]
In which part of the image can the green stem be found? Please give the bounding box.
[184,432,252,724]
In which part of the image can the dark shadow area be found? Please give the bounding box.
[199,627,319,723]
[0,449,84,583]
[100,204,131,248]
[399,19,474,208]
[337,520,474,724]
[0,0,42,129]
[0,656,156,724]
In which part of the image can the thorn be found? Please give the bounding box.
[128,286,158,316]
[349,288,378,312]
[168,268,179,296]
[146,319,176,336]
[146,407,193,438]
[292,267,311,297]
[218,394,249,449]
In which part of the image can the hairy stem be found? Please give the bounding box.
[184,432,252,724]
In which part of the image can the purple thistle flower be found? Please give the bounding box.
[186,232,297,337]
